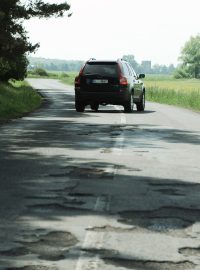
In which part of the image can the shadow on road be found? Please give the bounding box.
[0,89,200,270]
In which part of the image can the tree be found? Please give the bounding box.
[122,55,139,72]
[0,0,70,81]
[177,34,200,79]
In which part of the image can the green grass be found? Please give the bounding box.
[27,70,78,85]
[0,80,42,122]
[59,72,78,85]
[144,75,200,111]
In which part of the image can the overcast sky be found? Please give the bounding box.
[25,0,200,65]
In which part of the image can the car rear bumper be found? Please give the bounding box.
[75,88,130,105]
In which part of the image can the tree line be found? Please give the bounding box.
[28,57,84,72]
[28,56,176,75]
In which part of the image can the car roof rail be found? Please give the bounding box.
[117,58,126,62]
[88,58,96,61]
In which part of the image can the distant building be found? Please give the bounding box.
[141,61,151,73]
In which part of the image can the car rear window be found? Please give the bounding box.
[83,62,119,77]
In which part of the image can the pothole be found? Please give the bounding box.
[5,231,78,261]
[128,168,142,172]
[82,248,118,257]
[68,193,94,197]
[49,167,112,179]
[0,246,28,256]
[148,182,200,188]
[154,188,184,196]
[25,195,59,200]
[119,207,200,232]
[86,225,136,233]
[179,246,200,256]
[6,266,58,270]
[104,258,195,270]
[27,203,86,213]
[26,195,84,205]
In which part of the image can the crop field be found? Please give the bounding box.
[144,75,200,111]
[145,75,200,91]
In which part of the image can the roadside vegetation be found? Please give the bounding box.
[145,75,200,111]
[0,81,42,122]
[27,68,78,85]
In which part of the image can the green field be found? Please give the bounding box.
[0,81,42,122]
[144,75,200,111]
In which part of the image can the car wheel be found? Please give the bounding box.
[90,103,99,112]
[124,94,134,113]
[136,91,145,111]
[75,96,85,112]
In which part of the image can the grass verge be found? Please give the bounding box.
[0,80,42,122]
[146,86,200,111]
[27,70,77,85]
[145,76,200,111]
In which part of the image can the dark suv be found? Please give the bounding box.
[74,58,145,112]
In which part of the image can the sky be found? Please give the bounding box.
[25,0,200,65]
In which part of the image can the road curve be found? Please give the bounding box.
[0,78,200,270]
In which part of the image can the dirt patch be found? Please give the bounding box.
[104,258,195,270]
[119,206,200,232]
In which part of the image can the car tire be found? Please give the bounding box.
[75,96,85,112]
[90,103,99,112]
[136,91,145,111]
[124,94,134,113]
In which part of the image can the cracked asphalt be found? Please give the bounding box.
[1,78,200,270]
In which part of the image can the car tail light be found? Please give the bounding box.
[118,63,128,86]
[120,76,128,86]
[75,63,86,86]
[75,76,80,86]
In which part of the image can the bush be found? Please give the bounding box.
[59,72,69,78]
[174,65,192,79]
[32,68,49,76]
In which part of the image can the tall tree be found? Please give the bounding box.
[0,0,70,81]
[122,55,139,71]
[178,34,200,79]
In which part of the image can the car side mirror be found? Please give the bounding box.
[138,74,145,79]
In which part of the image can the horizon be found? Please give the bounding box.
[28,55,176,67]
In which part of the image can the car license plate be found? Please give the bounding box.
[92,79,108,84]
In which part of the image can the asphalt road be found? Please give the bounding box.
[1,78,200,270]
